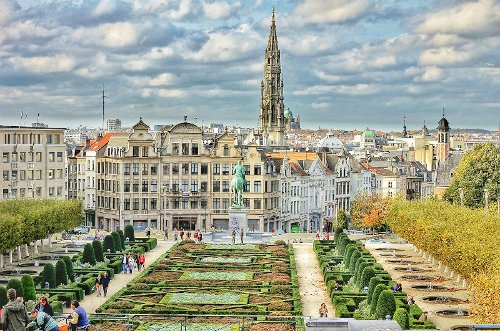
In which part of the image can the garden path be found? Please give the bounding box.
[293,243,334,318]
[65,237,175,314]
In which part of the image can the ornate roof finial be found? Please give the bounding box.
[442,107,445,117]
[272,6,275,23]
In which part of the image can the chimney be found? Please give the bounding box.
[322,149,327,167]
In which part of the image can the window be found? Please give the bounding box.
[201,163,208,175]
[151,165,158,176]
[243,198,250,208]
[151,181,158,192]
[182,180,189,192]
[48,169,54,179]
[133,181,139,192]
[213,198,220,210]
[11,153,18,162]
[132,163,139,175]
[254,181,261,193]
[222,198,230,209]
[133,146,140,157]
[142,181,148,192]
[124,181,130,192]
[201,181,207,192]
[222,180,229,192]
[46,134,52,144]
[173,199,180,209]
[3,171,9,181]
[151,198,157,210]
[28,153,34,162]
[222,164,230,175]
[191,143,198,155]
[20,170,26,180]
[388,182,393,188]
[48,187,55,196]
[191,181,198,192]
[172,163,179,175]
[124,163,131,175]
[213,163,220,175]
[191,200,198,209]
[2,152,8,163]
[254,199,261,209]
[182,199,189,209]
[35,153,42,162]
[133,198,139,210]
[213,181,220,192]
[48,152,55,162]
[142,198,148,210]
[244,181,250,192]
[244,165,250,175]
[142,164,148,175]
[142,146,148,157]
[254,165,261,175]
[172,181,179,192]
[172,143,179,155]
[57,187,62,196]
[182,163,189,175]
[182,143,189,155]
[124,199,131,210]
[57,169,63,179]
[163,164,170,175]
[28,170,33,180]
[35,170,42,180]
[56,152,63,162]
[223,145,229,156]
[191,163,198,175]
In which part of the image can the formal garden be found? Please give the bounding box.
[92,240,303,331]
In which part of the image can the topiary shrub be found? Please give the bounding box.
[0,286,7,306]
[393,307,409,329]
[334,227,343,242]
[274,240,286,246]
[343,244,357,265]
[82,243,96,265]
[124,224,135,242]
[353,260,367,285]
[6,279,24,298]
[41,263,56,289]
[367,277,383,304]
[92,240,104,262]
[376,290,396,319]
[370,283,387,316]
[103,235,115,253]
[409,303,423,319]
[111,232,121,252]
[360,266,376,290]
[21,275,36,301]
[63,256,75,282]
[117,229,125,250]
[349,250,361,272]
[55,259,68,286]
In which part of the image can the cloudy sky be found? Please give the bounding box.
[0,0,499,131]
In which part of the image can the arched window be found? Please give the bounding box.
[223,145,229,156]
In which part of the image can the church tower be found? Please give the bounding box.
[259,8,285,147]
[436,108,450,163]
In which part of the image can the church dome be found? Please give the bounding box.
[284,107,293,118]
[317,134,344,151]
[361,130,374,138]
[437,117,450,131]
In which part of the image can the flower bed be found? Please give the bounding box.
[179,271,253,281]
[200,257,252,264]
[161,293,249,305]
[205,244,257,250]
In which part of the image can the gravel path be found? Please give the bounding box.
[293,243,334,318]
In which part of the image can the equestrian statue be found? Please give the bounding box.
[231,161,246,208]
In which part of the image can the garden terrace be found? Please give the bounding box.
[96,242,303,330]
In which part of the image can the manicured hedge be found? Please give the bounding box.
[41,263,56,289]
[92,240,104,262]
[56,260,69,286]
[83,243,96,265]
[376,290,396,319]
[21,275,36,301]
[6,279,23,298]
[124,224,135,242]
[394,307,409,329]
[63,256,75,282]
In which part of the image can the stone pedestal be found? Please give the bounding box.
[228,208,248,233]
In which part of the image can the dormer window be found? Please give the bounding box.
[133,146,139,157]
[223,145,229,156]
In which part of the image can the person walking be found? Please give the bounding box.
[121,253,128,274]
[240,229,244,244]
[319,302,328,318]
[138,253,145,271]
[164,228,169,241]
[27,309,59,331]
[101,271,110,297]
[69,300,90,331]
[231,230,236,244]
[174,228,178,241]
[34,295,54,317]
[95,274,103,297]
[1,288,29,331]
[128,254,135,273]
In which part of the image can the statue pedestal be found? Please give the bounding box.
[228,208,248,233]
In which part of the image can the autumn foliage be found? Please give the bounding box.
[351,192,390,231]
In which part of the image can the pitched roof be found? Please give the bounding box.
[88,133,113,152]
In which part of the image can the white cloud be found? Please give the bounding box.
[291,0,371,26]
[419,47,472,66]
[150,73,176,86]
[10,55,75,73]
[370,55,396,68]
[203,1,240,20]
[159,0,191,20]
[312,102,331,109]
[314,70,341,82]
[157,88,184,97]
[281,33,336,56]
[0,20,56,44]
[294,83,377,96]
[92,0,118,17]
[75,53,115,78]
[421,66,442,81]
[73,22,140,48]
[0,0,17,25]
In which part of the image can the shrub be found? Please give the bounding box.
[41,263,56,289]
[92,240,104,262]
[353,260,367,284]
[6,279,24,298]
[103,235,115,253]
[124,224,135,242]
[376,290,396,319]
[117,229,125,250]
[360,267,376,290]
[349,250,361,271]
[21,275,36,301]
[409,304,423,319]
[111,232,121,252]
[367,277,383,304]
[55,260,68,286]
[393,307,409,329]
[0,286,7,306]
[370,284,387,315]
[274,240,286,246]
[63,256,75,282]
[82,243,96,265]
[334,227,343,242]
[343,244,357,265]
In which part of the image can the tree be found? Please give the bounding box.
[351,192,389,232]
[56,260,68,286]
[111,232,121,252]
[41,263,56,289]
[6,279,23,298]
[124,224,135,242]
[0,286,7,307]
[103,235,115,253]
[92,240,104,262]
[393,307,409,329]
[336,209,349,229]
[444,143,500,209]
[63,256,75,282]
[21,275,36,301]
[376,290,396,319]
[117,229,125,250]
[82,243,96,265]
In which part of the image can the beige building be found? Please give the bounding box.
[1,125,66,201]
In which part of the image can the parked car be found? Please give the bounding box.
[68,226,91,235]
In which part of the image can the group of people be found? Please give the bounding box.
[1,288,89,331]
[171,229,204,243]
[94,271,111,297]
[392,283,403,292]
[121,252,146,274]
[231,229,244,244]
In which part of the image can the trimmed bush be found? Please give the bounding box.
[92,240,104,262]
[6,278,24,298]
[0,286,8,306]
[409,303,423,319]
[21,275,36,301]
[83,243,96,265]
[393,307,409,329]
[348,250,361,272]
[343,245,357,265]
[370,284,387,315]
[376,290,396,319]
[360,266,376,290]
[124,224,135,242]
[103,235,115,253]
[367,277,384,304]
[41,263,56,289]
[334,227,343,242]
[111,232,121,252]
[56,260,68,286]
[117,229,125,250]
[63,256,75,282]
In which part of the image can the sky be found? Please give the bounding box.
[0,0,499,132]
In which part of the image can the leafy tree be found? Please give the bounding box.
[63,256,75,282]
[83,243,96,265]
[393,307,409,329]
[376,290,396,319]
[0,286,7,306]
[92,240,104,262]
[6,279,23,298]
[336,209,349,229]
[111,232,121,252]
[117,229,125,250]
[351,192,389,232]
[56,260,68,286]
[21,275,36,301]
[124,224,135,242]
[41,264,56,289]
[444,143,500,209]
[103,235,115,253]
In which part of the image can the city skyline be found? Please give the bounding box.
[0,0,499,131]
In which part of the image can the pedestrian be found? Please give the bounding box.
[164,228,169,241]
[128,254,135,273]
[231,230,236,244]
[121,253,128,274]
[240,229,244,244]
[138,253,145,271]
[95,274,102,297]
[198,232,203,242]
[194,231,198,241]
[146,226,151,238]
[326,232,330,240]
[180,230,184,240]
[34,295,54,317]
[319,302,328,318]
[69,300,90,331]
[27,308,59,331]
[101,271,110,297]
[187,231,191,239]
[407,295,414,305]
[1,288,29,331]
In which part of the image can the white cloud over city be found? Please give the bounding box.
[0,0,498,131]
